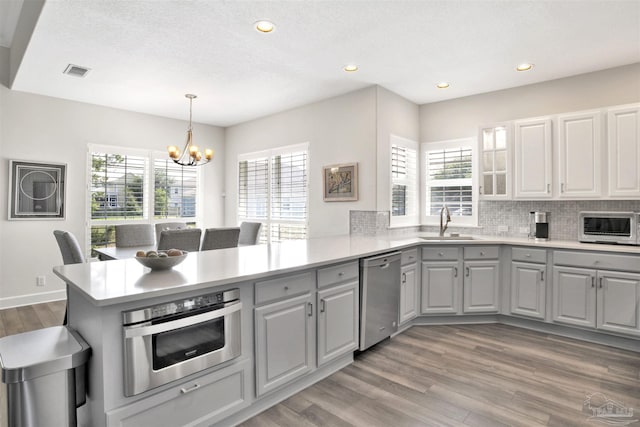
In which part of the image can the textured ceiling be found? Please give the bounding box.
[9,0,640,127]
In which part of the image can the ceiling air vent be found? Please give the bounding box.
[63,64,91,78]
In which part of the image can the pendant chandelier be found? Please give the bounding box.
[167,94,213,166]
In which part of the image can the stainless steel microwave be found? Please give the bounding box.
[579,211,639,245]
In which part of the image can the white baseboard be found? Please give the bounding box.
[0,289,66,310]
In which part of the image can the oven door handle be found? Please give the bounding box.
[124,302,242,338]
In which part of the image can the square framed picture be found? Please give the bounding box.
[9,160,66,220]
[323,163,358,201]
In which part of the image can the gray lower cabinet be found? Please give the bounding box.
[421,261,461,314]
[553,266,640,336]
[510,261,546,319]
[552,266,596,328]
[254,292,315,397]
[463,260,500,313]
[317,280,359,366]
[400,249,419,324]
[106,358,251,427]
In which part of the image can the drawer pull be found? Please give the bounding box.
[401,272,406,283]
[525,253,531,257]
[320,299,326,313]
[338,272,344,276]
[480,251,485,256]
[540,271,544,282]
[438,252,444,256]
[180,383,200,394]
[308,302,313,317]
[454,267,458,278]
[591,277,595,288]
[284,286,289,291]
[465,267,470,277]
[599,277,603,288]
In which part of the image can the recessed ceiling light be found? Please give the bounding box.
[255,20,275,33]
[343,64,359,72]
[436,82,450,89]
[63,64,91,78]
[516,63,534,72]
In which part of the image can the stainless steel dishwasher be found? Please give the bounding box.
[359,251,401,351]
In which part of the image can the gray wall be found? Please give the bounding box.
[0,82,225,307]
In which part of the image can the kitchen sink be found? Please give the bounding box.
[420,236,476,241]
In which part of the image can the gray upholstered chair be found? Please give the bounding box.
[53,230,86,325]
[201,228,240,251]
[53,230,86,265]
[155,222,188,242]
[115,224,155,247]
[157,228,202,252]
[238,222,263,246]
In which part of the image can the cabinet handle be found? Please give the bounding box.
[454,267,458,278]
[180,383,201,394]
[320,299,326,313]
[479,185,483,195]
[547,183,550,193]
[402,272,406,283]
[308,302,313,317]
[591,276,595,288]
[561,183,565,193]
[599,277,603,288]
[438,252,444,256]
[540,271,544,282]
[338,272,344,277]
[465,267,470,277]
[480,251,485,256]
[284,286,289,291]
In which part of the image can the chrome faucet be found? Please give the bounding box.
[439,205,451,237]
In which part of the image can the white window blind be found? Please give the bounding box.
[154,158,198,219]
[88,145,201,252]
[391,136,418,226]
[238,144,308,243]
[423,139,477,226]
[90,152,148,220]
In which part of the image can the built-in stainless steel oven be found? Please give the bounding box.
[579,211,639,245]
[123,289,241,396]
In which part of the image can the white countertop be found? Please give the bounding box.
[53,233,640,307]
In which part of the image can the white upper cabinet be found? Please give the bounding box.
[478,124,511,199]
[607,103,640,198]
[557,110,603,198]
[514,117,553,199]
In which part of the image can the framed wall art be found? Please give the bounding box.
[9,160,66,220]
[323,163,358,202]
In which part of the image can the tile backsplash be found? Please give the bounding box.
[352,200,640,241]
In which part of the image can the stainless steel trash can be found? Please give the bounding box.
[0,326,91,427]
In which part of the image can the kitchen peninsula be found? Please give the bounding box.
[54,234,640,426]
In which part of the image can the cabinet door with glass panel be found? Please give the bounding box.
[479,124,511,199]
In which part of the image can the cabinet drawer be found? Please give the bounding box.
[464,246,499,259]
[554,250,640,273]
[107,358,250,427]
[401,249,419,265]
[255,271,314,305]
[317,261,359,288]
[422,247,459,260]
[512,247,546,264]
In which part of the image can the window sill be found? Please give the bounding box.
[422,223,483,229]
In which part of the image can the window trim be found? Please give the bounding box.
[237,142,309,243]
[421,138,478,227]
[86,144,203,251]
[389,134,419,228]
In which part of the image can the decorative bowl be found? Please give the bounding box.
[135,251,188,270]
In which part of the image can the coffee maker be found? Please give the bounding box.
[529,211,549,241]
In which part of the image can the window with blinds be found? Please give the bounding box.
[390,136,418,226]
[89,145,201,252]
[91,152,147,220]
[423,139,476,225]
[154,159,198,219]
[238,144,308,243]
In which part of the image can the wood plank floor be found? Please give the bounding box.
[0,300,65,338]
[1,305,638,426]
[240,324,640,427]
